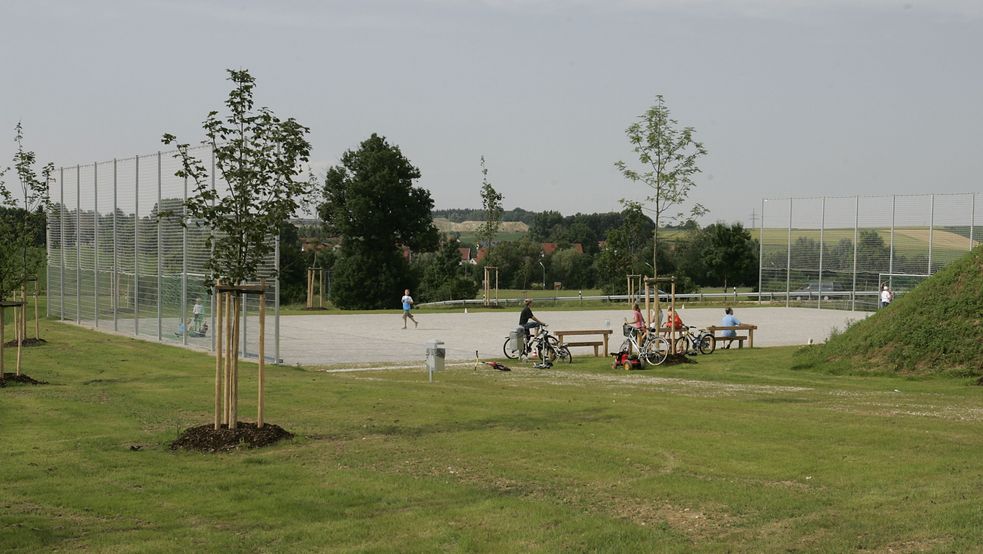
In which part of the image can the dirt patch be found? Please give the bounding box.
[0,373,47,387]
[3,337,46,347]
[170,422,294,453]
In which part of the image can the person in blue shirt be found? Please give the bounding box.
[401,289,418,329]
[720,307,740,348]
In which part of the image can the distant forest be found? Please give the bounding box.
[432,208,537,224]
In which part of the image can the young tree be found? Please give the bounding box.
[414,239,478,302]
[163,69,312,288]
[1,123,53,344]
[476,156,503,251]
[318,133,439,309]
[163,69,311,433]
[615,95,708,280]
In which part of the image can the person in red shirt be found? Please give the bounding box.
[663,306,684,331]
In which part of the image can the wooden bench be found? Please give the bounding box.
[555,329,613,357]
[705,324,758,349]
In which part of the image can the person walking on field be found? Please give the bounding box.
[401,289,418,329]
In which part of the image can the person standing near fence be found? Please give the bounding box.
[880,284,894,308]
[401,289,418,329]
[192,298,204,331]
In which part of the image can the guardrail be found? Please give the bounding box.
[419,290,885,308]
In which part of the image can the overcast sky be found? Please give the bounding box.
[2,0,981,226]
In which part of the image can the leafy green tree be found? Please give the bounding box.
[679,223,758,288]
[549,247,595,289]
[414,239,478,302]
[163,69,313,287]
[476,156,503,251]
[1,123,53,301]
[529,210,564,241]
[615,95,708,279]
[277,221,317,305]
[319,133,439,309]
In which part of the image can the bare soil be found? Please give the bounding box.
[170,422,294,453]
[4,338,47,347]
[0,373,47,387]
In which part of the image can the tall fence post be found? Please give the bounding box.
[851,195,859,312]
[758,198,764,304]
[113,159,118,332]
[971,193,976,250]
[275,235,281,364]
[818,196,825,310]
[889,194,896,289]
[182,173,188,346]
[928,193,935,274]
[785,198,792,308]
[94,161,99,327]
[76,164,81,324]
[134,155,140,336]
[59,166,65,321]
[157,151,162,342]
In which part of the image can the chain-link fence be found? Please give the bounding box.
[758,193,980,311]
[46,145,280,361]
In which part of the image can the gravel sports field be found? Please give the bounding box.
[278,307,872,366]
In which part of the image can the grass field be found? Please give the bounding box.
[2,319,981,551]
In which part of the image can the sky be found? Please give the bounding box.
[1,0,981,226]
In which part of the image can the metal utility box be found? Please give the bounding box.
[426,339,445,374]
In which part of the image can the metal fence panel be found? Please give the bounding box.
[760,192,980,310]
[46,145,279,361]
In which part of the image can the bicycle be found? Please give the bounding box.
[503,324,572,364]
[672,325,716,355]
[616,323,670,369]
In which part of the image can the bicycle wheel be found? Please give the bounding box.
[503,337,519,360]
[698,334,716,355]
[556,345,573,363]
[643,337,669,366]
[674,336,690,355]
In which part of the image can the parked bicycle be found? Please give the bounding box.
[616,323,670,368]
[503,324,572,364]
[672,325,716,355]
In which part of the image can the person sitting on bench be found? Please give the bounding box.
[720,307,741,348]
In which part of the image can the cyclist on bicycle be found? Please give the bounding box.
[519,298,545,337]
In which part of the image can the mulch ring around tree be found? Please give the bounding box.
[661,354,699,366]
[170,422,294,453]
[4,338,47,347]
[0,373,48,387]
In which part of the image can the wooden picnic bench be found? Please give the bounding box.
[555,329,613,357]
[705,324,758,349]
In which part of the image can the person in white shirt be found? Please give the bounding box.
[401,289,418,329]
[879,284,894,308]
[192,298,204,331]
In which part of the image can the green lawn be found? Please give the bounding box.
[2,320,981,551]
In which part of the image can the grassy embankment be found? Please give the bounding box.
[795,245,983,377]
[2,318,981,551]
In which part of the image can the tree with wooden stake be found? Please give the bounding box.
[615,95,708,283]
[5,122,53,348]
[163,69,310,448]
[0,146,24,386]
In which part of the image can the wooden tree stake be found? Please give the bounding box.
[225,291,233,426]
[214,290,224,430]
[15,305,23,376]
[258,281,266,428]
[1,306,5,383]
[230,293,240,430]
[33,280,40,340]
